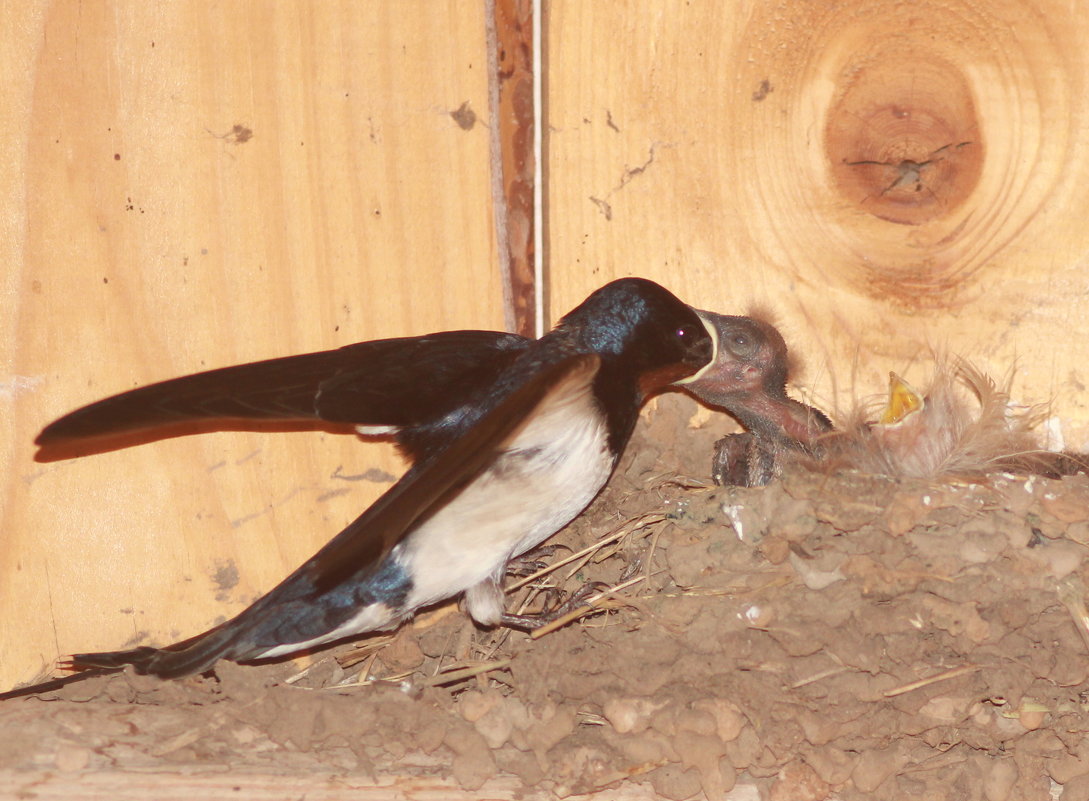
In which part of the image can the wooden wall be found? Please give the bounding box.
[5,0,1089,689]
[1,2,499,689]
[546,0,1089,441]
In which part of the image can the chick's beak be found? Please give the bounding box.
[877,372,925,426]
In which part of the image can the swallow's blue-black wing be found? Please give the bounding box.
[34,330,527,461]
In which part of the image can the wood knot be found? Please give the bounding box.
[825,54,982,226]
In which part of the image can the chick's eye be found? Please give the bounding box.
[727,331,757,357]
[675,326,693,340]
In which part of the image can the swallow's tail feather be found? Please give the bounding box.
[0,628,243,701]
[0,668,120,701]
[68,622,246,679]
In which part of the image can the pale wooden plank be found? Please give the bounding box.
[545,0,1089,448]
[0,768,676,801]
[0,769,532,801]
[1,1,499,689]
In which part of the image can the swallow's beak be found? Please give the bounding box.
[674,309,722,388]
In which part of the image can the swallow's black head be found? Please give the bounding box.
[558,278,713,392]
[678,311,790,405]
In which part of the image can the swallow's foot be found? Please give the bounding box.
[500,581,610,631]
[505,544,565,577]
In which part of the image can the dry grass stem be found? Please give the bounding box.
[790,666,853,689]
[505,512,667,593]
[1057,576,1089,655]
[530,575,647,639]
[335,670,416,690]
[643,522,670,589]
[282,664,314,685]
[655,574,794,599]
[883,664,981,698]
[353,649,382,686]
[334,634,396,671]
[423,659,512,687]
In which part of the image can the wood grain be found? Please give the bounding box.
[1,2,499,689]
[545,0,1089,447]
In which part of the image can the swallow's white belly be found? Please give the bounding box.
[258,364,614,657]
[395,380,612,620]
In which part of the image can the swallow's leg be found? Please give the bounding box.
[463,575,506,627]
[504,545,565,577]
[500,581,610,631]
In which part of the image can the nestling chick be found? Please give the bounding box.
[683,309,832,487]
[703,348,1087,485]
[824,360,1083,481]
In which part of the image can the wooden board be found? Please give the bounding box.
[1,2,499,689]
[0,768,676,800]
[545,0,1089,446]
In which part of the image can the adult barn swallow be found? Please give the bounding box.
[32,311,792,472]
[3,277,717,698]
[681,313,833,486]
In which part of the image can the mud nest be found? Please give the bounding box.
[5,394,1089,801]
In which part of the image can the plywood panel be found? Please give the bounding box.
[545,0,1089,446]
[1,2,498,688]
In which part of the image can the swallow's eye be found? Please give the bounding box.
[675,325,695,341]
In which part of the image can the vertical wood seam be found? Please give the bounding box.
[488,0,536,337]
